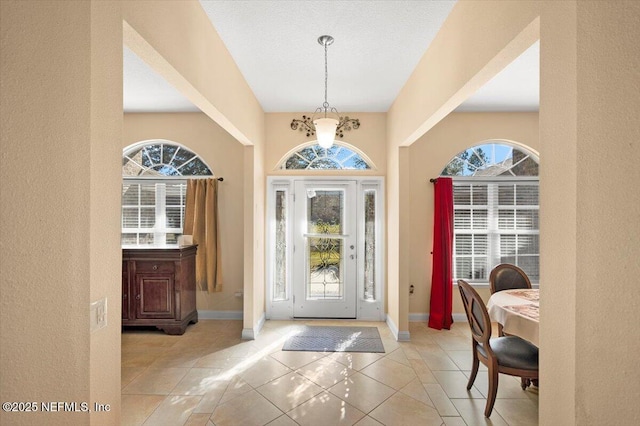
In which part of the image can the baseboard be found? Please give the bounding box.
[197,310,243,320]
[408,313,429,322]
[385,316,411,342]
[241,312,266,340]
[409,312,468,323]
[256,312,266,334]
[453,313,467,322]
[397,330,410,341]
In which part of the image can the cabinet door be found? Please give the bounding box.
[122,261,130,320]
[134,274,175,319]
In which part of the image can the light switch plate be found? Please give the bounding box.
[90,297,107,332]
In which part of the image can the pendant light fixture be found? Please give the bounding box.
[313,35,339,148]
[290,36,360,148]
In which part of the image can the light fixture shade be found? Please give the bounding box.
[314,117,339,149]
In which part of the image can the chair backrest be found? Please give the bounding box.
[489,263,532,294]
[458,280,491,346]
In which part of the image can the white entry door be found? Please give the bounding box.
[293,181,357,318]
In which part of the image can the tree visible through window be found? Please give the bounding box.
[281,143,372,170]
[123,142,212,177]
[121,141,212,246]
[441,143,540,283]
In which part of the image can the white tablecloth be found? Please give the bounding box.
[487,289,539,347]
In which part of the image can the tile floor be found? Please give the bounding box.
[122,320,538,425]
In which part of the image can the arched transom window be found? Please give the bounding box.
[121,141,212,247]
[441,143,538,177]
[440,142,540,284]
[123,141,212,177]
[280,143,372,170]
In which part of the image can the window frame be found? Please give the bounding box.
[121,141,213,248]
[451,176,540,287]
[278,142,375,170]
[121,178,188,247]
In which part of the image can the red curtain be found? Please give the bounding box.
[428,177,454,330]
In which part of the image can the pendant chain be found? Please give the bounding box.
[323,42,329,111]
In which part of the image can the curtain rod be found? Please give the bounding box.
[122,176,223,181]
[178,176,224,181]
[429,178,438,183]
[181,176,224,181]
[184,176,224,181]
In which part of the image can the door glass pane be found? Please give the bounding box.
[274,190,287,301]
[307,237,343,300]
[307,190,344,234]
[364,189,376,300]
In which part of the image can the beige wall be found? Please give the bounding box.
[123,113,245,312]
[121,0,266,337]
[538,2,577,423]
[265,113,387,175]
[1,1,122,424]
[386,144,411,338]
[535,2,640,421]
[408,112,539,315]
[90,1,124,425]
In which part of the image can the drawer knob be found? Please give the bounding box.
[152,265,158,270]
[136,294,141,300]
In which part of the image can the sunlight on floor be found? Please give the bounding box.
[122,320,538,425]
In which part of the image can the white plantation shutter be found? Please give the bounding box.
[121,180,186,246]
[453,179,539,283]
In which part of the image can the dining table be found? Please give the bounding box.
[487,288,539,347]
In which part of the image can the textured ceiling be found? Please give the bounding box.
[123,1,539,114]
[198,0,456,112]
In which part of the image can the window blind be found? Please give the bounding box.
[453,179,539,283]
[121,180,186,246]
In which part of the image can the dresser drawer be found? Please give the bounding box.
[134,261,175,274]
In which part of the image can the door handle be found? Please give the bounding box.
[350,254,355,260]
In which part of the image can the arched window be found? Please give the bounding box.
[441,142,540,284]
[280,142,372,170]
[441,143,538,177]
[123,141,212,177]
[122,141,213,247]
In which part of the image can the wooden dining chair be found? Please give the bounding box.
[489,263,532,338]
[458,279,539,417]
[489,263,532,294]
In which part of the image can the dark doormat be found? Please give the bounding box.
[282,326,385,353]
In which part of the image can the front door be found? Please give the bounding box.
[293,181,357,318]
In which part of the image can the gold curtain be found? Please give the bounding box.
[184,179,222,292]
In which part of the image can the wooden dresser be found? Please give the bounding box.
[122,245,198,335]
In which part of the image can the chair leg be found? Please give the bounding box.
[485,364,499,417]
[521,377,531,390]
[467,353,479,390]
